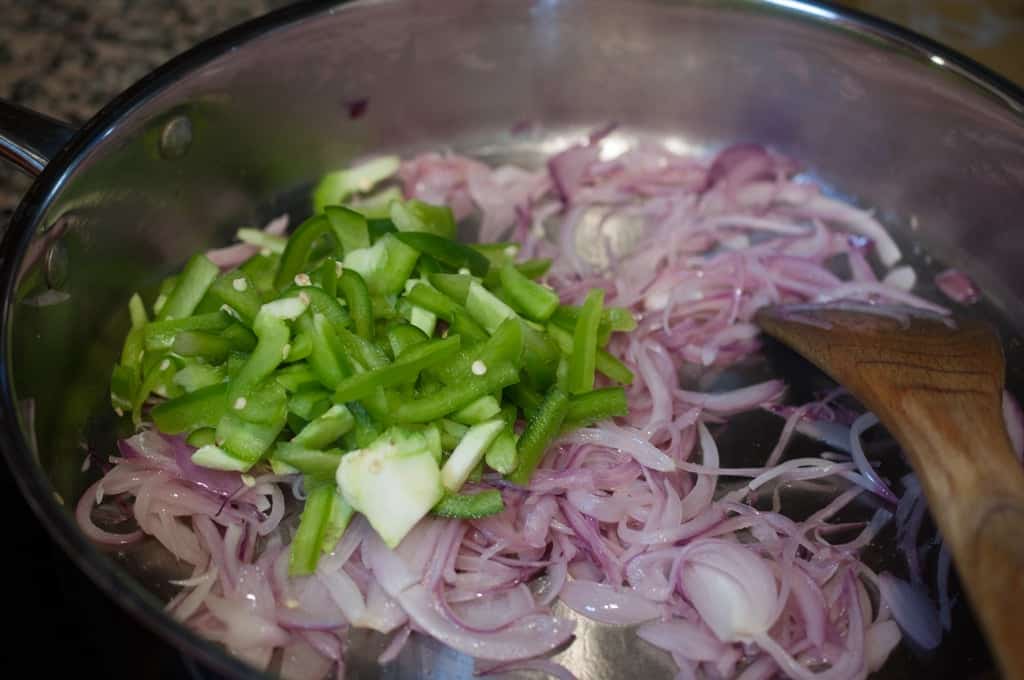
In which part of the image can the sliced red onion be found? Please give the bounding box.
[678,539,779,642]
[934,268,979,304]
[636,618,726,661]
[559,581,662,625]
[169,436,244,497]
[877,573,942,650]
[397,584,575,661]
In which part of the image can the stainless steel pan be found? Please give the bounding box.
[1,1,1022,677]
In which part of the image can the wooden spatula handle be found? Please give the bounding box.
[756,310,1024,678]
[883,386,1024,680]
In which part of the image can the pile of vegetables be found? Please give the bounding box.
[109,192,634,575]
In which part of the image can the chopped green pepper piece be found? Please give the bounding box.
[431,489,505,519]
[343,233,419,297]
[547,323,634,385]
[172,331,231,362]
[288,387,331,421]
[273,442,344,480]
[206,273,262,326]
[450,395,502,425]
[392,361,520,423]
[152,383,228,434]
[565,387,628,426]
[186,427,217,448]
[508,387,570,485]
[515,259,552,280]
[484,427,518,474]
[387,323,429,359]
[337,268,373,339]
[274,363,319,393]
[567,288,604,394]
[325,205,370,254]
[274,214,334,290]
[427,272,473,304]
[289,482,336,575]
[173,363,226,393]
[144,312,233,351]
[465,281,518,334]
[499,264,559,322]
[228,310,293,403]
[292,403,355,449]
[390,199,457,239]
[393,231,490,277]
[157,254,219,321]
[312,156,400,214]
[128,293,148,329]
[333,336,461,403]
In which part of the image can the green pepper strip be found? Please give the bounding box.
[288,387,331,421]
[216,380,288,462]
[186,427,217,448]
[311,258,339,297]
[128,293,148,328]
[157,254,219,321]
[144,311,232,351]
[564,387,628,427]
[320,494,354,553]
[274,214,333,290]
[293,404,355,448]
[289,483,336,576]
[427,273,472,304]
[390,199,457,239]
[515,259,552,280]
[387,324,429,358]
[337,268,373,339]
[567,289,604,395]
[279,285,350,329]
[333,336,461,403]
[393,231,490,277]
[223,323,258,353]
[335,325,389,371]
[507,387,570,486]
[228,313,290,402]
[392,361,520,423]
[207,273,262,326]
[296,313,349,390]
[173,363,226,393]
[520,321,561,390]
[274,363,319,392]
[431,317,523,384]
[484,428,518,475]
[403,283,488,342]
[547,323,634,385]
[152,382,228,434]
[431,489,505,519]
[274,442,344,479]
[172,331,232,362]
[239,253,279,298]
[325,205,370,253]
[499,264,559,322]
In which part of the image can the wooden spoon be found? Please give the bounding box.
[755,304,1024,680]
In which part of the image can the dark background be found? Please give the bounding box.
[1,0,1022,678]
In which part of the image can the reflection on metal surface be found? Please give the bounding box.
[0,0,1023,678]
[159,114,194,160]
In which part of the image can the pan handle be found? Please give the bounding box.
[0,99,75,177]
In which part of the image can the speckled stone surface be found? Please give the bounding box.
[0,0,286,218]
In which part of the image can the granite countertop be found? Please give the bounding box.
[0,1,1022,217]
[0,0,282,217]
